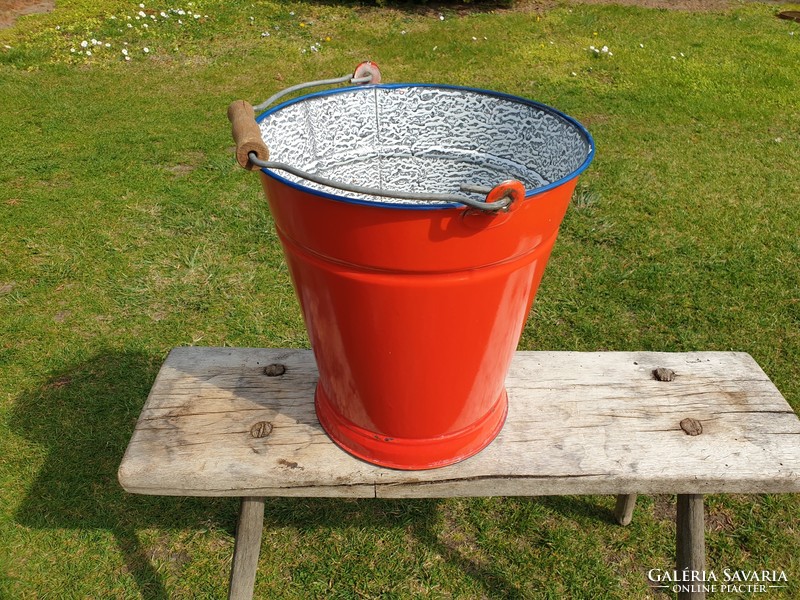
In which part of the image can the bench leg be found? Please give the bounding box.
[676,494,705,600]
[228,497,265,600]
[614,494,637,526]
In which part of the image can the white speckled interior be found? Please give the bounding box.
[258,86,591,205]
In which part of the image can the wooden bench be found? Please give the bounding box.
[118,348,800,600]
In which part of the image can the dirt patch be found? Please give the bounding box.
[165,164,196,176]
[651,494,676,523]
[147,535,191,570]
[564,0,747,11]
[706,504,735,532]
[0,0,55,30]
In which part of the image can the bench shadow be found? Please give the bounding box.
[10,349,619,598]
[292,0,512,16]
[533,494,618,524]
[258,495,535,599]
[9,350,240,600]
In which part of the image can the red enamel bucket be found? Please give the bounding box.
[229,66,594,469]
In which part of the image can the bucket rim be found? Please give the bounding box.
[255,83,595,211]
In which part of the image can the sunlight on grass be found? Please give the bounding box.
[1,0,799,598]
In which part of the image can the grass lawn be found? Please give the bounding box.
[1,0,799,597]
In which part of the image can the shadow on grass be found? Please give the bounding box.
[263,496,532,597]
[534,495,618,524]
[291,0,515,16]
[8,350,236,599]
[9,349,621,597]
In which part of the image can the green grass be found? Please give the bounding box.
[2,0,799,597]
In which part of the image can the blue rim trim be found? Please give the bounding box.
[255,83,595,211]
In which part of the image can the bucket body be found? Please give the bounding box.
[257,84,593,469]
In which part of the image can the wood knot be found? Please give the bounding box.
[653,367,676,382]
[263,363,286,377]
[250,421,273,438]
[680,418,703,436]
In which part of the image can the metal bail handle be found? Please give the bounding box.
[228,62,380,171]
[227,63,526,212]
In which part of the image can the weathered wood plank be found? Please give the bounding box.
[118,348,800,498]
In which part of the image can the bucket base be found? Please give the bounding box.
[315,388,508,470]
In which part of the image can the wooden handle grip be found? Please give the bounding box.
[228,100,270,171]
